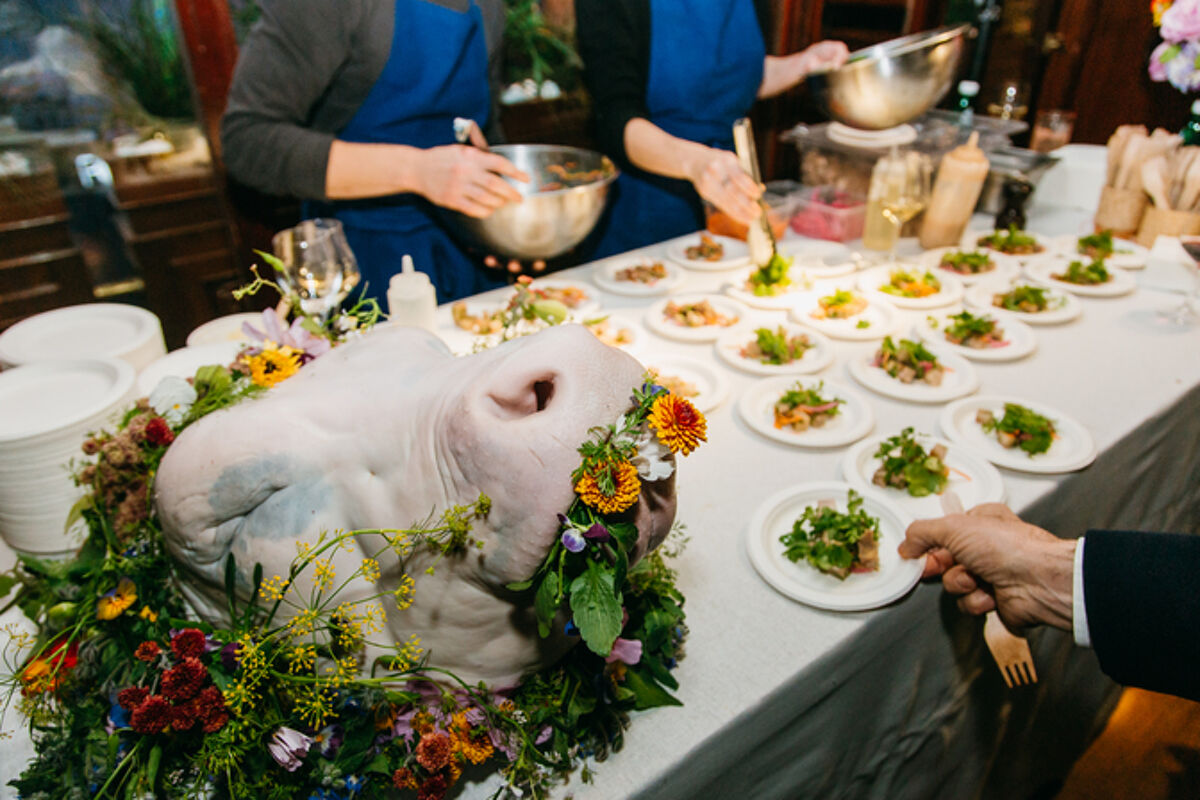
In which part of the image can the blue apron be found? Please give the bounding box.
[316,0,504,309]
[586,0,765,259]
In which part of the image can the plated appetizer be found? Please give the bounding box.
[530,282,591,309]
[779,489,880,579]
[662,299,738,328]
[614,260,669,285]
[584,317,635,348]
[976,225,1044,255]
[746,252,795,297]
[878,268,942,299]
[1051,258,1110,286]
[991,284,1063,314]
[941,310,1009,349]
[871,427,949,498]
[938,249,996,276]
[1077,229,1115,259]
[741,326,813,365]
[451,302,506,335]
[811,289,868,320]
[646,367,699,400]
[686,233,725,261]
[773,379,843,431]
[976,402,1056,456]
[873,336,944,386]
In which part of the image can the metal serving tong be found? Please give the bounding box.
[732,117,777,267]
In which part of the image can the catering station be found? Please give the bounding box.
[0,5,1197,800]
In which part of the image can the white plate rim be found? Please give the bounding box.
[136,342,249,397]
[186,312,265,347]
[644,293,748,342]
[1049,233,1148,270]
[665,234,751,271]
[788,290,898,340]
[737,375,874,448]
[919,247,1022,286]
[641,355,729,414]
[963,281,1083,325]
[0,303,161,366]
[1023,259,1137,297]
[914,311,1037,362]
[0,357,136,443]
[938,394,1097,474]
[857,264,965,309]
[714,321,835,376]
[846,343,979,404]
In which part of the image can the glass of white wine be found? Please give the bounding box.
[878,151,932,266]
[271,218,361,319]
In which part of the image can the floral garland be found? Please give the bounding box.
[1149,0,1200,93]
[0,275,706,800]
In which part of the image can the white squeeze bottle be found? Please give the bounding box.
[387,254,437,332]
[919,131,990,249]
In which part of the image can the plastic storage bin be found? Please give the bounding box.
[789,186,867,242]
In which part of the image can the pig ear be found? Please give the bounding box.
[487,371,557,420]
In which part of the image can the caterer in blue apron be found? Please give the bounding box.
[575,0,850,259]
[222,0,527,307]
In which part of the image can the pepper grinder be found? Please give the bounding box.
[994,178,1033,231]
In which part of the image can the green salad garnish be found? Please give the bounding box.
[872,427,949,497]
[977,224,1042,254]
[747,326,812,365]
[780,490,880,579]
[876,336,942,381]
[879,269,941,298]
[1053,258,1110,286]
[1078,230,1114,258]
[994,284,1057,313]
[939,249,994,274]
[855,319,871,329]
[978,402,1056,456]
[748,252,794,297]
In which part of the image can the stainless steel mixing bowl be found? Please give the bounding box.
[806,25,970,131]
[442,144,618,260]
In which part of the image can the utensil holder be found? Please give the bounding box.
[1094,185,1147,237]
[1136,206,1200,248]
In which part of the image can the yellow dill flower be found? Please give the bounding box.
[295,541,313,559]
[247,346,301,388]
[574,460,641,514]
[313,558,336,593]
[392,575,416,610]
[287,644,316,674]
[96,577,137,620]
[647,393,707,455]
[389,531,413,557]
[287,607,320,638]
[223,679,261,715]
[137,605,158,622]
[363,602,387,635]
[400,634,423,665]
[259,575,290,602]
[360,557,381,583]
[294,683,336,729]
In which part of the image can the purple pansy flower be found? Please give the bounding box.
[561,528,586,553]
[316,723,344,757]
[243,308,332,362]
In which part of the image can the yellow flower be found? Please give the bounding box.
[138,605,158,622]
[294,683,336,729]
[574,460,641,514]
[647,393,707,455]
[247,347,301,388]
[259,575,290,602]
[287,644,316,674]
[450,711,495,764]
[392,574,416,610]
[360,558,381,583]
[313,558,336,593]
[96,577,138,620]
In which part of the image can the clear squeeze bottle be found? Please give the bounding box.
[919,132,990,249]
[387,254,437,332]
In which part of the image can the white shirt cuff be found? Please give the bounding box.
[1072,537,1091,648]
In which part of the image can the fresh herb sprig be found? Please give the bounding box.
[872,427,948,497]
[981,402,1057,455]
[779,490,879,578]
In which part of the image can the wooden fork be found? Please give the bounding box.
[939,491,1038,688]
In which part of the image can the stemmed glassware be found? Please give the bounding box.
[875,149,932,266]
[1159,235,1200,328]
[271,218,361,319]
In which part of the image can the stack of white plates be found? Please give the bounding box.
[0,303,166,370]
[0,358,136,554]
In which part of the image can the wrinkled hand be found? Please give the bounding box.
[796,40,851,75]
[688,147,763,227]
[414,144,530,218]
[899,503,1077,633]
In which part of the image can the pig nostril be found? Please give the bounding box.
[534,379,554,411]
[487,374,557,419]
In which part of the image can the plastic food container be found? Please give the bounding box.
[705,187,795,241]
[789,186,867,242]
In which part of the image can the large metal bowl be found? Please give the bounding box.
[442,144,617,260]
[806,25,970,130]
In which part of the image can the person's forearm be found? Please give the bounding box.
[623,118,714,185]
[325,140,422,200]
[758,55,805,99]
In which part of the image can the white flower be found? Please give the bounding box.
[148,376,197,426]
[630,426,674,482]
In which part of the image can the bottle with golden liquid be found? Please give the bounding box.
[863,153,901,251]
[863,149,930,253]
[919,132,990,249]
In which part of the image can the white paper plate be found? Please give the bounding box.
[963,281,1082,325]
[939,395,1097,473]
[186,312,264,347]
[847,343,978,404]
[919,247,1021,286]
[962,228,1052,261]
[0,358,135,443]
[779,239,860,280]
[857,264,964,309]
[1050,234,1148,270]
[0,303,165,369]
[526,278,602,317]
[914,311,1037,362]
[724,265,814,310]
[644,293,747,342]
[642,356,728,414]
[714,321,835,376]
[789,290,897,340]
[738,375,874,448]
[839,433,1006,520]
[665,234,750,271]
[582,315,640,351]
[136,342,245,397]
[590,255,684,297]
[1023,258,1137,297]
[745,480,923,611]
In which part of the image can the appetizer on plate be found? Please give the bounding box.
[976,402,1056,456]
[873,336,944,386]
[530,282,591,309]
[614,260,669,285]
[871,427,949,498]
[646,367,699,400]
[1051,258,1110,286]
[1076,230,1116,259]
[662,299,738,328]
[938,249,996,276]
[878,268,942,299]
[774,379,843,431]
[745,252,796,297]
[584,317,635,347]
[451,302,505,335]
[811,289,868,320]
[992,284,1065,314]
[685,233,725,261]
[976,225,1044,255]
[779,489,880,579]
[940,310,1009,349]
[741,326,814,366]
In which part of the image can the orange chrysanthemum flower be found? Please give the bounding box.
[450,711,495,765]
[574,460,641,514]
[248,347,301,388]
[647,393,707,455]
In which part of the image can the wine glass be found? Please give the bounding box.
[878,151,932,266]
[1159,236,1200,328]
[271,218,361,319]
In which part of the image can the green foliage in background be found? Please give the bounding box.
[503,0,581,90]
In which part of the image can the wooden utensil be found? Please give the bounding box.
[1142,156,1171,209]
[732,117,777,268]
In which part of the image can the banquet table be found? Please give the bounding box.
[2,152,1199,799]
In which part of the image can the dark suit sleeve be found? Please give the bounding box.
[1083,529,1200,701]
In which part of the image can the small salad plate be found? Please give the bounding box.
[745,480,923,611]
[1050,233,1148,271]
[591,254,685,297]
[644,293,747,343]
[847,341,978,404]
[939,394,1097,474]
[964,280,1083,325]
[789,289,897,341]
[737,375,874,448]
[961,228,1052,261]
[583,314,639,351]
[1023,258,1137,298]
[857,264,964,309]
[915,310,1037,362]
[665,234,750,271]
[714,320,835,376]
[525,278,603,317]
[919,246,1021,286]
[724,263,814,310]
[643,356,728,414]
[839,432,1006,521]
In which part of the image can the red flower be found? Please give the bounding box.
[392,768,418,790]
[117,686,150,711]
[169,700,197,731]
[170,628,206,660]
[194,686,229,733]
[134,641,161,662]
[162,657,207,701]
[130,695,171,734]
[21,638,78,696]
[415,731,452,771]
[416,774,448,800]
[144,416,175,447]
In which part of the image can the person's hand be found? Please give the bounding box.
[413,144,530,218]
[899,503,1077,633]
[687,147,762,227]
[795,40,851,76]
